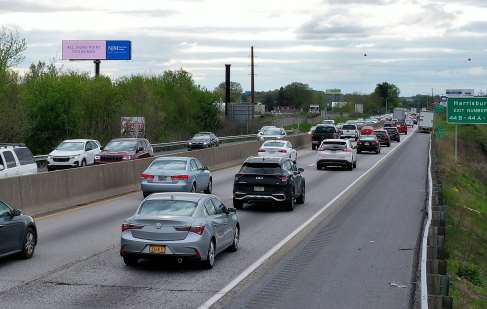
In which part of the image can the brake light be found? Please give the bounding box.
[372,141,379,145]
[141,173,154,180]
[121,223,143,232]
[185,226,205,235]
[258,148,266,152]
[171,175,189,181]
[279,175,289,183]
[278,149,288,153]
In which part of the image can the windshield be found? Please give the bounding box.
[104,140,137,152]
[314,126,336,133]
[138,200,197,216]
[56,142,84,151]
[342,125,356,130]
[263,128,283,135]
[319,142,346,151]
[193,133,211,140]
[263,141,286,148]
[240,163,282,174]
[149,160,187,171]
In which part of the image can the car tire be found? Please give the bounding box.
[233,198,243,210]
[228,225,240,252]
[191,183,197,193]
[296,183,305,204]
[284,190,295,211]
[123,255,139,267]
[357,150,361,154]
[80,159,86,167]
[312,145,316,150]
[353,160,357,168]
[18,227,36,259]
[387,143,391,147]
[202,240,216,269]
[347,163,353,171]
[204,178,212,194]
[47,166,54,172]
[316,164,321,170]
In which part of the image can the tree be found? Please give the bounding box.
[214,81,243,103]
[0,27,27,71]
[374,82,400,112]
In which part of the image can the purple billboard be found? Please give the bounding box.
[62,40,107,60]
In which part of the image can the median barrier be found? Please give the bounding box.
[0,134,309,217]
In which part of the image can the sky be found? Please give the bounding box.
[1,0,487,96]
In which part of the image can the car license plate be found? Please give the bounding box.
[149,245,166,254]
[157,176,171,182]
[254,186,265,192]
[365,142,370,145]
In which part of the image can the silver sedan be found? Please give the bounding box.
[140,157,212,198]
[120,193,240,268]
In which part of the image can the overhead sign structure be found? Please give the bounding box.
[447,97,487,124]
[62,40,131,60]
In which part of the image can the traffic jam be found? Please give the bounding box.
[0,110,420,269]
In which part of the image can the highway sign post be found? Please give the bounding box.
[447,97,487,161]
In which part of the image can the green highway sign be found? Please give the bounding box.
[447,97,487,124]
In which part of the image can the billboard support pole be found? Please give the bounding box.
[94,60,101,77]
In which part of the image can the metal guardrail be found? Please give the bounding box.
[33,134,258,163]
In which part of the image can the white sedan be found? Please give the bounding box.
[257,140,298,163]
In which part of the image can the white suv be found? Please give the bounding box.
[0,144,38,179]
[340,124,359,140]
[316,139,357,171]
[47,139,101,171]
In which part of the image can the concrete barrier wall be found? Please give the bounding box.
[0,134,310,216]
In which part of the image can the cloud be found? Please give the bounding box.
[0,0,89,13]
[110,9,177,18]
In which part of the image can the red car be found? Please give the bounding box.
[95,138,153,164]
[396,122,408,135]
[360,126,375,136]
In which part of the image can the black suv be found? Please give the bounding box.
[384,127,400,142]
[311,125,340,150]
[233,157,305,211]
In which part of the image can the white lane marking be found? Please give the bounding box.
[420,134,432,309]
[307,163,315,167]
[199,128,417,309]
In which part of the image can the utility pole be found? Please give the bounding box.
[94,60,101,77]
[251,46,255,104]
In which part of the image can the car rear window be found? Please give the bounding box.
[374,131,387,136]
[342,125,356,130]
[138,200,197,216]
[150,159,187,170]
[240,163,282,174]
[263,141,286,148]
[314,126,336,133]
[13,148,35,165]
[320,142,346,150]
[263,128,283,135]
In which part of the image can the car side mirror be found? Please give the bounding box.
[11,209,22,217]
[0,164,4,171]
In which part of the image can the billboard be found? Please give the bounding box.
[447,97,487,124]
[445,89,474,97]
[121,117,145,138]
[62,40,131,60]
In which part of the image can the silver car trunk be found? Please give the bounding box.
[130,216,195,241]
[145,169,189,184]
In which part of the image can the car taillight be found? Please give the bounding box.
[372,141,378,145]
[279,175,288,183]
[141,173,154,180]
[171,175,189,181]
[278,149,288,153]
[121,223,143,232]
[258,148,266,152]
[357,141,363,144]
[175,226,205,235]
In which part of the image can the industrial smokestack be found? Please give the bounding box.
[225,64,231,116]
[251,46,255,104]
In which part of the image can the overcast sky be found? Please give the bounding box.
[2,0,487,95]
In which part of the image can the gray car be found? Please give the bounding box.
[120,193,240,268]
[0,200,37,260]
[140,157,212,198]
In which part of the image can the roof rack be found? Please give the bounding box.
[0,143,26,148]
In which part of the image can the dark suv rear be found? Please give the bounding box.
[95,138,153,164]
[311,125,340,150]
[233,157,305,211]
[384,127,400,142]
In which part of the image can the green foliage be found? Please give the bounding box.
[0,66,220,154]
[256,83,324,111]
[374,82,400,112]
[458,263,484,287]
[214,81,242,103]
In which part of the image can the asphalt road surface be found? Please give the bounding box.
[0,127,428,309]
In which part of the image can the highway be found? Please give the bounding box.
[0,127,428,309]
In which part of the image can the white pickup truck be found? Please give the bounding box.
[418,112,433,133]
[0,144,38,179]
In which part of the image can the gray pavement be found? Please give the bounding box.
[224,132,430,309]
[0,128,426,309]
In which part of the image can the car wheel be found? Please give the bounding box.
[123,255,139,267]
[312,145,316,150]
[357,150,361,154]
[191,183,197,193]
[316,164,321,170]
[80,160,86,167]
[228,225,240,252]
[284,190,295,211]
[233,198,243,210]
[353,160,357,168]
[347,163,353,171]
[296,183,305,204]
[204,178,212,194]
[47,166,54,172]
[202,240,216,269]
[387,143,391,147]
[18,227,36,259]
